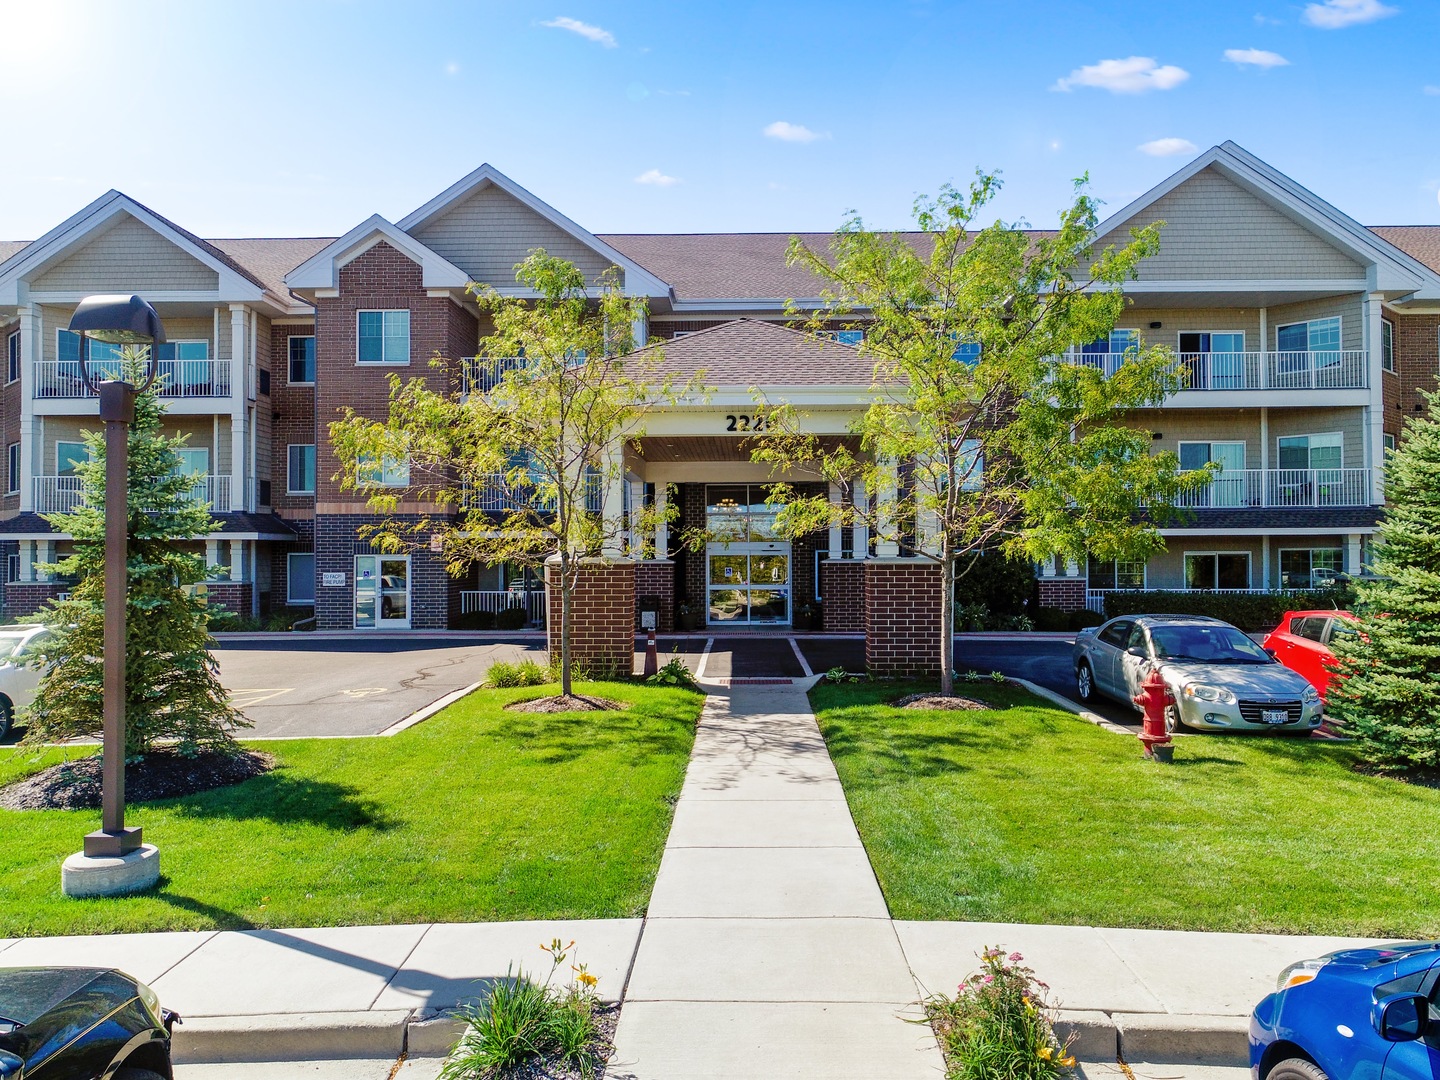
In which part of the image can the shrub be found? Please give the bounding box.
[1066,609,1105,631]
[645,656,697,689]
[486,659,554,689]
[925,947,1075,1080]
[1101,588,1352,632]
[496,605,529,631]
[954,553,1036,620]
[1031,607,1068,632]
[956,602,990,632]
[457,610,498,631]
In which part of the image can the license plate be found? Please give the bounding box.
[1261,709,1288,724]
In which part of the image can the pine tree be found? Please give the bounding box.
[1327,389,1440,770]
[21,358,249,756]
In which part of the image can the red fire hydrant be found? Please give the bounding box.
[1133,666,1175,763]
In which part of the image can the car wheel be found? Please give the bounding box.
[1075,662,1096,703]
[0,698,11,741]
[1266,1058,1329,1080]
[1164,704,1185,734]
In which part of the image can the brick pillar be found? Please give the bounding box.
[820,560,865,632]
[1037,578,1087,612]
[201,581,255,617]
[634,559,676,633]
[546,556,636,679]
[864,558,943,677]
[4,582,69,620]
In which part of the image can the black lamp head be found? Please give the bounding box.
[68,294,167,345]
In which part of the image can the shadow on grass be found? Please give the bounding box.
[489,711,695,768]
[162,771,398,832]
[151,884,260,930]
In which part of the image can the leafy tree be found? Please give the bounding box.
[330,252,697,696]
[21,357,248,755]
[754,173,1203,694]
[1328,392,1440,770]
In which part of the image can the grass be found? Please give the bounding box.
[0,681,702,937]
[811,680,1440,937]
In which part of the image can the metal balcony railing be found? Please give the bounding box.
[1069,349,1368,391]
[1085,587,1310,614]
[33,358,233,399]
[462,472,605,514]
[34,474,234,514]
[1171,468,1372,509]
[458,590,547,623]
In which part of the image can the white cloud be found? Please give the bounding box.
[1138,137,1199,157]
[540,16,617,47]
[1254,13,1284,24]
[1224,47,1290,67]
[763,120,828,143]
[1302,0,1398,28]
[635,169,680,187]
[1052,56,1190,94]
[444,61,460,76]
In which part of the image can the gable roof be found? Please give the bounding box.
[210,237,335,297]
[1370,227,1440,275]
[396,163,670,298]
[284,214,470,292]
[636,318,878,387]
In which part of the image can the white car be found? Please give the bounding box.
[0,624,52,739]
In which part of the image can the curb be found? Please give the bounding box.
[1114,1012,1250,1066]
[1010,676,1135,736]
[377,680,484,736]
[171,1010,414,1064]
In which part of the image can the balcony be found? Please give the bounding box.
[1172,468,1371,509]
[460,356,527,395]
[462,472,604,514]
[33,358,233,400]
[1070,349,1368,391]
[1086,587,1309,614]
[34,474,235,514]
[458,590,547,624]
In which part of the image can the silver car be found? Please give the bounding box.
[1072,614,1323,734]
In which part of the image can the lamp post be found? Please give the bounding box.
[60,294,165,899]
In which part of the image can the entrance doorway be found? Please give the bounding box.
[355,554,410,629]
[707,542,791,626]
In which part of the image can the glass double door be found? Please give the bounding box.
[355,555,410,629]
[708,543,790,626]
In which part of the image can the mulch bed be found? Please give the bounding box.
[893,693,994,711]
[0,749,274,811]
[491,1005,618,1079]
[504,695,629,714]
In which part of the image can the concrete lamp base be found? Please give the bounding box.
[61,843,160,898]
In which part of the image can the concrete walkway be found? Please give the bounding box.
[608,683,947,1079]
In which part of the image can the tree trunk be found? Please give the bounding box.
[939,543,955,697]
[559,548,573,697]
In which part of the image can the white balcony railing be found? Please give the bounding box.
[33,358,234,399]
[1172,468,1372,509]
[462,472,605,514]
[1069,350,1368,391]
[459,589,546,622]
[1085,587,1310,614]
[34,474,234,514]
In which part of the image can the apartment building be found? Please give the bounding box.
[0,142,1436,650]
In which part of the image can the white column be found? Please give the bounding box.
[229,539,244,579]
[1065,559,1081,578]
[1364,293,1387,505]
[36,540,53,581]
[654,482,669,559]
[600,444,625,557]
[1262,535,1271,590]
[18,541,34,582]
[852,477,869,558]
[1040,555,1057,579]
[17,306,39,512]
[631,313,648,349]
[230,305,249,511]
[873,459,900,557]
[827,483,843,557]
[206,539,222,576]
[1345,533,1364,577]
[1258,306,1267,389]
[627,477,644,556]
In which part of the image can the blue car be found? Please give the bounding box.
[1251,941,1440,1079]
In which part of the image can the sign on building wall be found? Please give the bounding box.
[322,572,347,587]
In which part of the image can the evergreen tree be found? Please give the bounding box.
[1328,389,1440,770]
[20,356,248,756]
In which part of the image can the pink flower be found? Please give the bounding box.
[983,974,994,983]
[1009,952,1023,962]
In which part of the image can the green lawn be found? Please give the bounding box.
[812,680,1440,937]
[0,682,702,937]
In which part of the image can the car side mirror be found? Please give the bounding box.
[1125,646,1147,659]
[1264,647,1277,657]
[1374,992,1429,1042]
[0,1049,21,1078]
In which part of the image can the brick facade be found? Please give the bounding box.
[1392,313,1440,446]
[820,559,865,632]
[314,513,453,630]
[635,559,676,633]
[546,557,636,678]
[4,582,67,620]
[201,581,253,616]
[863,559,943,677]
[1037,577,1088,612]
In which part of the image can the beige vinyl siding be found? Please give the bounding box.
[1142,540,1264,591]
[1267,296,1364,350]
[38,308,216,362]
[410,184,616,288]
[1268,407,1366,468]
[1124,406,1367,469]
[40,416,230,473]
[32,214,220,292]
[1091,167,1366,281]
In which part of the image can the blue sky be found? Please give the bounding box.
[1,0,1436,241]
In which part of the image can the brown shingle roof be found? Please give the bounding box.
[0,240,31,264]
[210,237,335,297]
[1370,226,1440,274]
[637,318,876,387]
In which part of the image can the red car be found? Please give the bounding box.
[1262,610,1356,701]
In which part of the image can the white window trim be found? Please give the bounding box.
[1183,550,1252,590]
[1276,431,1343,465]
[1174,331,1246,351]
[357,454,410,488]
[1087,557,1148,591]
[1381,317,1396,374]
[1384,432,1397,454]
[6,329,18,385]
[1275,316,1342,351]
[355,309,411,366]
[1178,440,1247,462]
[1276,546,1344,587]
[287,444,317,495]
[287,334,316,386]
[55,439,89,475]
[286,551,316,606]
[6,442,18,496]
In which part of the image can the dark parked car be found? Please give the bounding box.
[1251,941,1440,1079]
[0,967,177,1079]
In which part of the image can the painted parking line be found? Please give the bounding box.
[228,689,293,709]
[339,687,389,699]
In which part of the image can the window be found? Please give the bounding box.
[57,329,124,376]
[819,329,865,347]
[6,330,18,384]
[1276,317,1341,376]
[1184,552,1250,591]
[357,310,410,364]
[357,454,409,487]
[1382,319,1395,373]
[1278,548,1343,589]
[6,443,17,495]
[1177,332,1245,389]
[56,440,89,475]
[1087,557,1145,591]
[958,439,983,491]
[1079,329,1139,375]
[1277,432,1342,472]
[172,448,208,478]
[1097,619,1134,649]
[1178,441,1247,507]
[288,336,316,384]
[287,552,316,605]
[1384,432,1397,455]
[288,444,316,494]
[951,339,982,364]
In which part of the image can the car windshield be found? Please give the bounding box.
[1149,624,1271,664]
[0,633,29,659]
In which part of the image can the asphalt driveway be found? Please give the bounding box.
[213,635,546,738]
